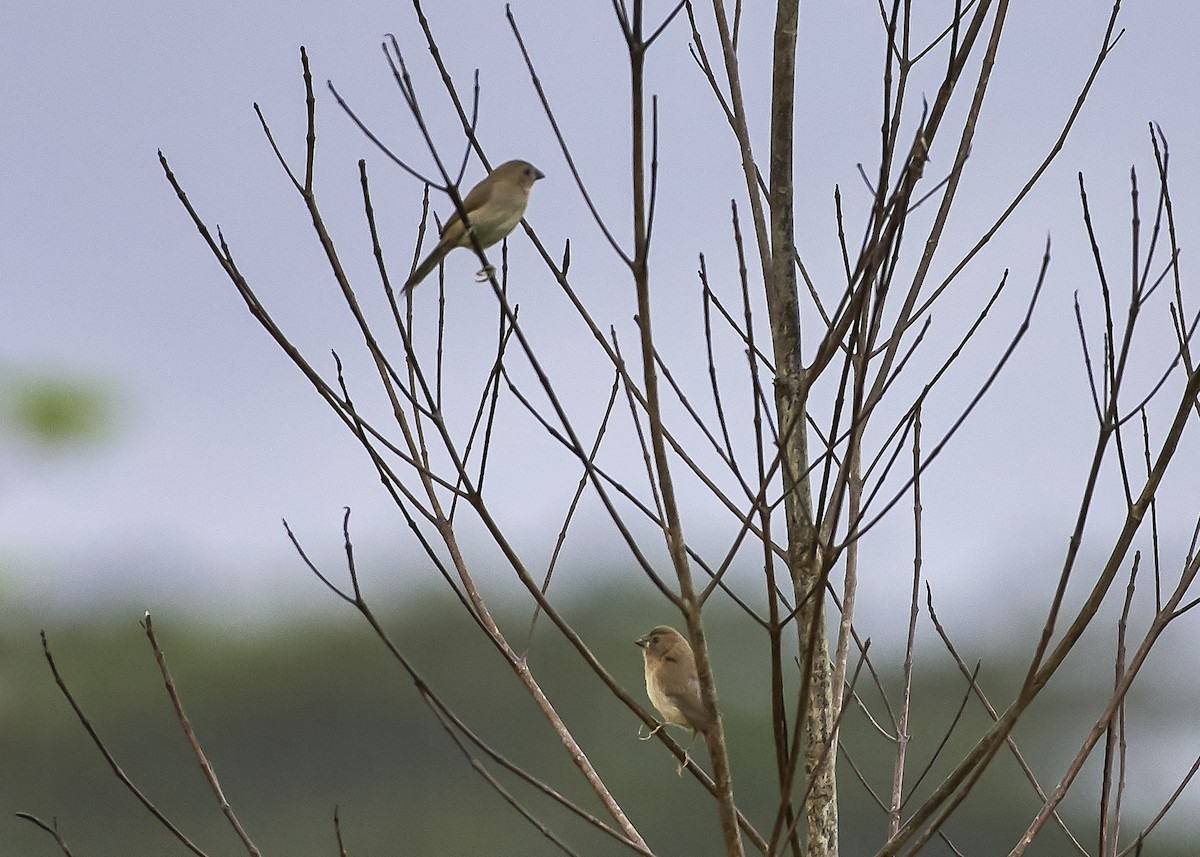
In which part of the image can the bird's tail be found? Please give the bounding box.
[403,242,449,292]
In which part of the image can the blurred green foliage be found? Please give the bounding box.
[0,370,114,447]
[1,590,1192,856]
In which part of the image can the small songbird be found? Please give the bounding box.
[403,159,545,292]
[635,625,714,736]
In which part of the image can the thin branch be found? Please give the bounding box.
[15,814,75,857]
[142,614,262,857]
[37,631,211,857]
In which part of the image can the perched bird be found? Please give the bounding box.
[403,159,545,291]
[635,625,714,736]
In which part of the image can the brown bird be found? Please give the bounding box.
[635,625,714,735]
[404,159,545,291]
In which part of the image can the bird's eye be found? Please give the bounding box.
[651,636,659,644]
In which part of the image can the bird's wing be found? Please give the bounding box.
[437,175,494,241]
[454,176,496,222]
[664,675,711,732]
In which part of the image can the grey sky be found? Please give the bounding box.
[3,1,1198,623]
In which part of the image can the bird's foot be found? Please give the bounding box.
[678,731,702,774]
[637,722,664,741]
[475,264,496,282]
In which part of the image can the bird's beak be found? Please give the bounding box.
[634,636,649,649]
[534,168,546,181]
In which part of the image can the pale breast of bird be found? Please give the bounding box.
[467,186,532,248]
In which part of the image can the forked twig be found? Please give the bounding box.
[15,814,75,857]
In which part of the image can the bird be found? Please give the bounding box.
[635,625,714,737]
[403,159,545,292]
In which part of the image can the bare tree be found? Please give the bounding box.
[24,2,1200,856]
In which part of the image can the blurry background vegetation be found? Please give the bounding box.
[0,369,114,449]
[3,587,1193,856]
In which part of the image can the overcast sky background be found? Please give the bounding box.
[3,1,1199,633]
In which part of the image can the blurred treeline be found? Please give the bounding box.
[2,587,1193,856]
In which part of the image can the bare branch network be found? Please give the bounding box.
[23,3,1200,857]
